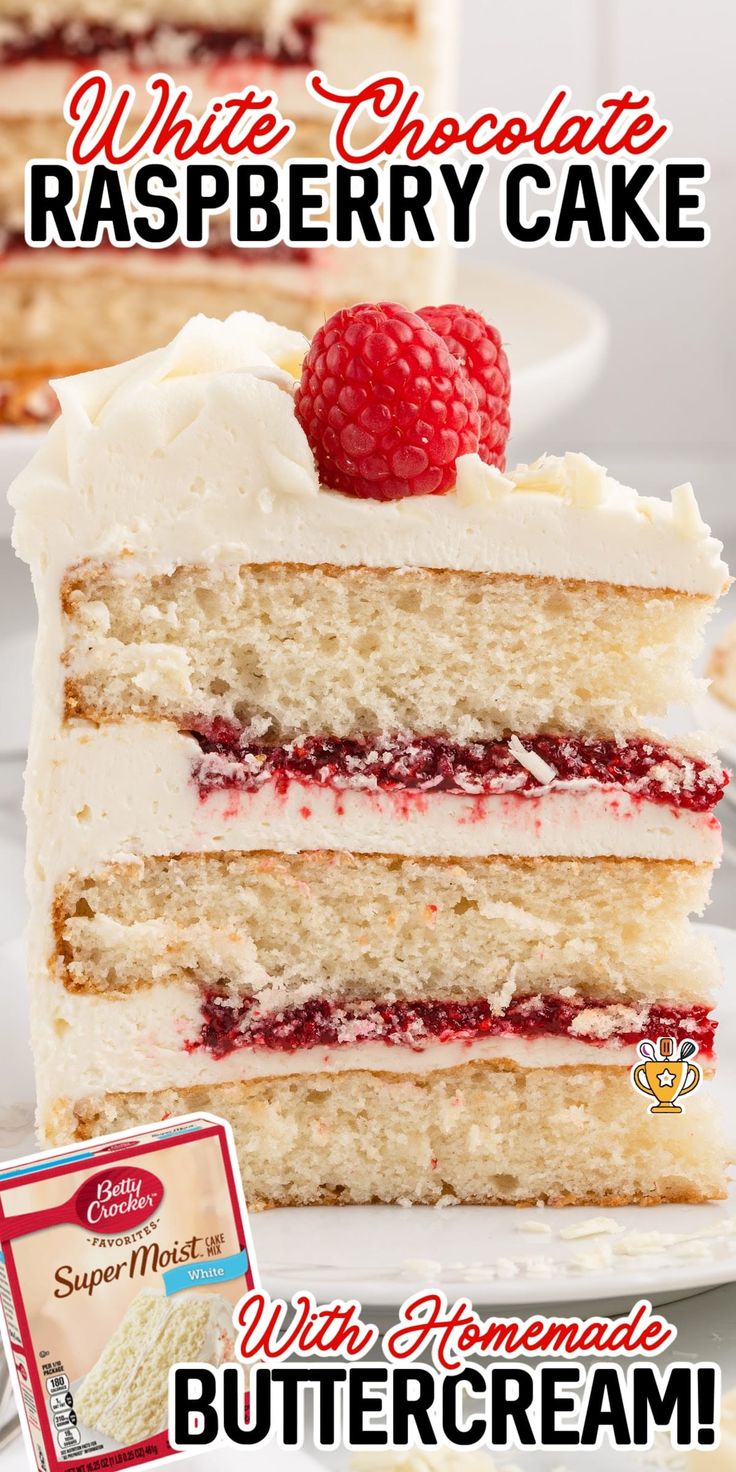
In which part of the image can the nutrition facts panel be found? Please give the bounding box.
[44,1372,81,1454]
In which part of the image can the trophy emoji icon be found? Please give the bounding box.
[632,1036,701,1114]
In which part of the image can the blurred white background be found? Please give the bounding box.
[460,0,736,921]
[463,0,735,542]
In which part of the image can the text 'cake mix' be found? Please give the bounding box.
[0,1113,255,1471]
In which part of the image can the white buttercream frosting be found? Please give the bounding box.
[10,311,729,596]
[32,972,651,1106]
[26,724,722,884]
[22,717,721,1114]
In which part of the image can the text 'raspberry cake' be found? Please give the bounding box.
[10,303,731,1208]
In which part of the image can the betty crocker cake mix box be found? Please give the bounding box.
[0,1113,255,1471]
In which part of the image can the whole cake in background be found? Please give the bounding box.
[0,0,453,423]
[10,301,731,1209]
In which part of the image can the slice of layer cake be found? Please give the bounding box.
[11,305,730,1208]
[74,1289,234,1443]
[0,0,453,422]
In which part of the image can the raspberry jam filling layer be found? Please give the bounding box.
[189,992,716,1060]
[189,725,727,813]
[0,21,315,67]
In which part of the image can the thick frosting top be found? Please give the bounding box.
[10,310,729,596]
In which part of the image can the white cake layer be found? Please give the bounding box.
[32,975,662,1104]
[25,724,722,889]
[11,313,729,595]
[0,15,448,119]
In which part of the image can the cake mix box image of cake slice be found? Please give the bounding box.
[8,300,732,1210]
[0,0,454,424]
[73,1288,236,1445]
[0,1113,255,1471]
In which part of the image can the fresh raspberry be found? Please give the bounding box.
[418,304,510,469]
[294,301,481,500]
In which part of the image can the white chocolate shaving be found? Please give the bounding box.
[508,734,557,785]
[671,482,709,540]
[455,455,514,506]
[561,451,606,507]
[559,1216,623,1240]
[399,1258,442,1280]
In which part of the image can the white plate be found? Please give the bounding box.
[0,927,734,1310]
[0,262,608,539]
